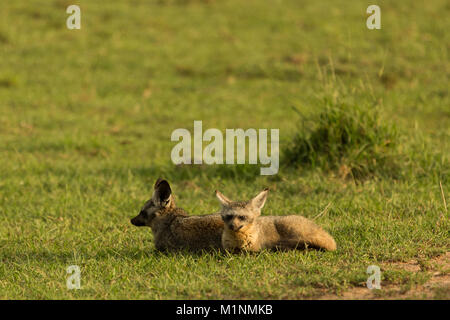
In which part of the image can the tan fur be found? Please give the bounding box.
[216,189,337,252]
[131,179,223,251]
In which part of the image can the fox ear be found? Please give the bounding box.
[251,188,269,210]
[154,178,165,189]
[215,190,232,206]
[154,179,172,206]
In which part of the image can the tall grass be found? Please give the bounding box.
[283,102,400,179]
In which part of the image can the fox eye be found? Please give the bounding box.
[238,216,246,221]
[224,215,233,221]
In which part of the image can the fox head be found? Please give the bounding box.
[130,178,175,227]
[215,188,269,232]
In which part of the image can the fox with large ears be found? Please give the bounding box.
[131,179,224,251]
[216,188,337,252]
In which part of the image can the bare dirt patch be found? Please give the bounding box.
[318,252,450,300]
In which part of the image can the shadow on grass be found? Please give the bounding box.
[130,163,263,183]
[175,64,303,82]
[0,247,230,265]
[0,244,321,265]
[25,161,265,184]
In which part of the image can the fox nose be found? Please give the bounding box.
[230,224,243,231]
[131,216,144,226]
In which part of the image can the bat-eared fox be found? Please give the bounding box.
[131,179,336,253]
[131,178,223,251]
[215,188,337,252]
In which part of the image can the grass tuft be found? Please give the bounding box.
[283,102,400,179]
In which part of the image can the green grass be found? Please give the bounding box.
[0,0,449,299]
[283,102,401,179]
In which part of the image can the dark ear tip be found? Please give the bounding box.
[154,178,168,189]
[263,187,269,192]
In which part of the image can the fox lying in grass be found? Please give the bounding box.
[131,178,223,251]
[215,188,337,252]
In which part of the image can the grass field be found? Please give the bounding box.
[0,0,449,299]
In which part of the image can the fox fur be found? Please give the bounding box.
[216,188,337,252]
[131,179,223,251]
